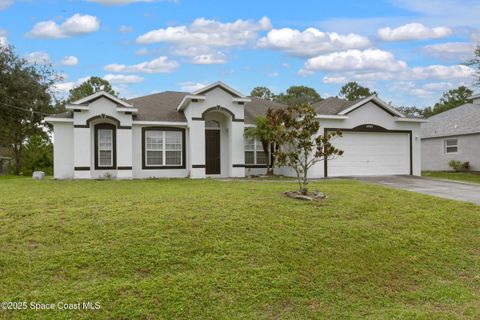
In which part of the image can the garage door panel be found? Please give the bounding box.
[328,131,409,177]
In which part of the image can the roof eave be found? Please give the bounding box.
[177,95,206,111]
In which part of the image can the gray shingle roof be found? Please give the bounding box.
[49,111,73,118]
[48,93,369,123]
[244,97,285,124]
[311,97,360,115]
[127,91,188,122]
[421,103,480,138]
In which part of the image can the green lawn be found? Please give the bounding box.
[0,178,479,319]
[423,171,480,184]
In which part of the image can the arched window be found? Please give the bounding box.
[205,120,220,128]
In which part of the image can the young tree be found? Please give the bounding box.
[0,45,59,174]
[67,76,117,102]
[250,86,275,100]
[422,86,473,117]
[268,103,343,195]
[275,85,322,105]
[339,81,377,101]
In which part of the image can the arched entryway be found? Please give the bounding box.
[203,111,230,176]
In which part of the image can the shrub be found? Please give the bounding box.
[448,160,470,171]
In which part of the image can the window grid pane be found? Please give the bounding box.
[98,129,113,167]
[145,130,183,166]
[245,151,255,164]
[256,151,267,164]
[146,150,163,166]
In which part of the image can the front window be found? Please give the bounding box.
[445,139,458,154]
[95,123,116,169]
[245,137,268,165]
[144,129,183,167]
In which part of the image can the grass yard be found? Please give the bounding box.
[423,171,480,184]
[0,177,479,319]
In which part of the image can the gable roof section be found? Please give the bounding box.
[193,81,246,98]
[312,97,360,115]
[70,91,134,108]
[127,91,188,122]
[421,103,480,138]
[337,95,405,117]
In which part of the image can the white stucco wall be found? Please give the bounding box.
[422,134,480,171]
[53,122,74,179]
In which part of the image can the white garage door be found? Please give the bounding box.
[327,131,410,177]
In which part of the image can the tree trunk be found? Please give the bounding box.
[301,150,309,195]
[13,144,22,175]
[262,141,273,176]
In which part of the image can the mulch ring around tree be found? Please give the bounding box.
[284,190,327,202]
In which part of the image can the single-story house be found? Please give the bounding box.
[45,81,425,179]
[421,93,480,171]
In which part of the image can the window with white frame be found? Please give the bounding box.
[444,139,458,154]
[145,129,183,167]
[98,129,113,167]
[245,137,268,165]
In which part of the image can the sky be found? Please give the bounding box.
[0,0,479,108]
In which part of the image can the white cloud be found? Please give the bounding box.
[0,0,13,10]
[423,42,476,60]
[378,23,451,41]
[257,28,370,57]
[87,0,177,4]
[24,51,51,65]
[118,25,133,33]
[178,81,207,92]
[103,74,144,84]
[60,55,79,66]
[104,56,179,73]
[0,29,7,48]
[300,49,407,75]
[136,16,271,46]
[190,52,227,64]
[135,17,271,64]
[53,81,75,93]
[410,64,475,80]
[27,14,100,39]
[389,80,459,99]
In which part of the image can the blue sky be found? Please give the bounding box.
[0,0,479,107]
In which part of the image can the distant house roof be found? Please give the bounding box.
[421,102,480,138]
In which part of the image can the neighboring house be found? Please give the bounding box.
[421,93,480,171]
[45,81,425,179]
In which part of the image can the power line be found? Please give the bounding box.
[0,104,55,116]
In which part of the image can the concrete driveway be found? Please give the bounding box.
[354,175,480,205]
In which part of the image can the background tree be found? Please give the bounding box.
[422,86,473,117]
[244,116,278,175]
[250,86,275,101]
[268,103,343,195]
[467,45,480,86]
[67,76,117,102]
[0,45,59,174]
[339,81,377,101]
[275,85,322,105]
[394,106,424,118]
[21,134,53,175]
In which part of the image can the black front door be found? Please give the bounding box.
[205,130,220,174]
